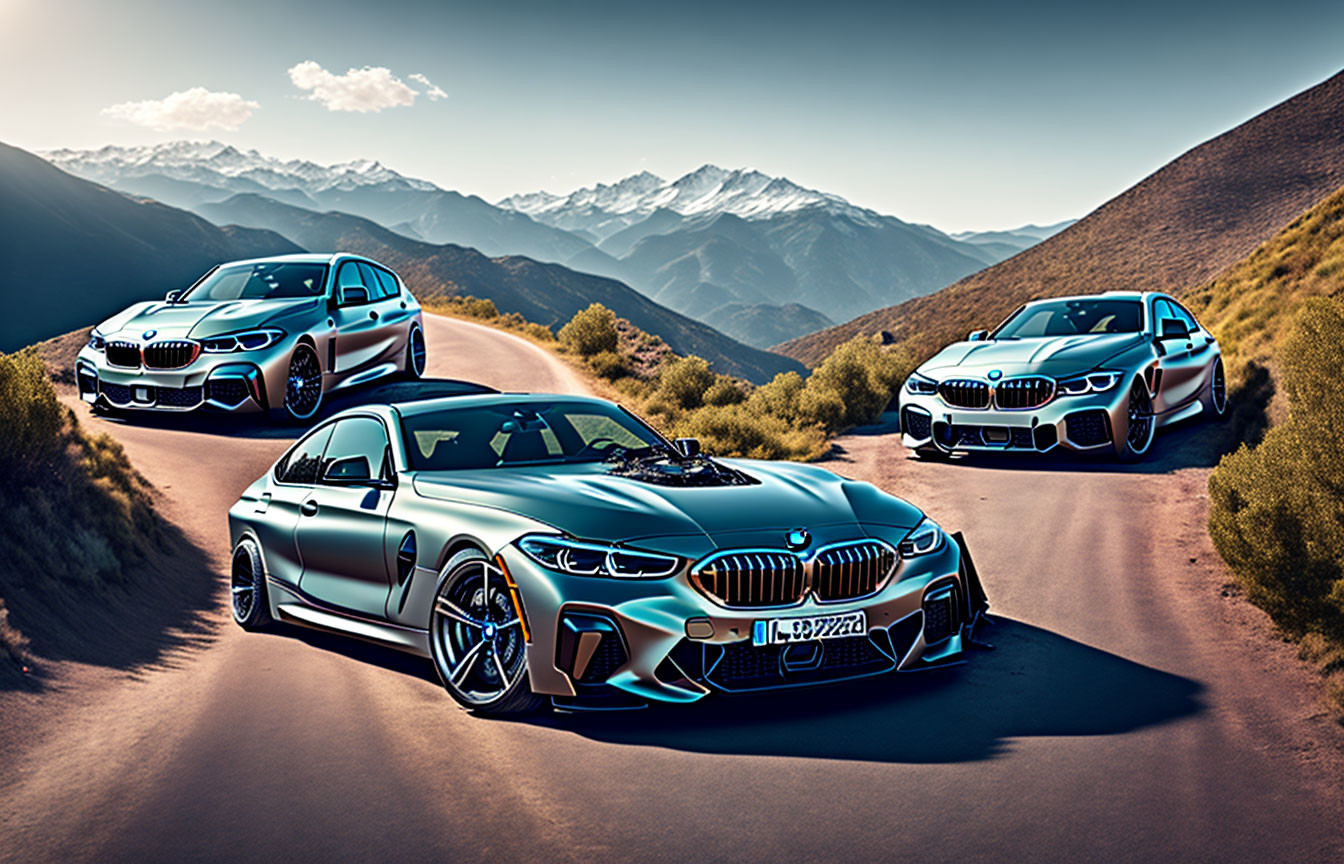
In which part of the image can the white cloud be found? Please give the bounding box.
[288,61,418,112]
[101,87,258,131]
[409,73,447,101]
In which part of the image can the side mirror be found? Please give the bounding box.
[323,455,372,483]
[339,285,370,307]
[672,438,701,458]
[968,330,989,342]
[165,290,181,303]
[1158,318,1190,340]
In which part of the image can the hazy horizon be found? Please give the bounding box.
[3,0,1343,232]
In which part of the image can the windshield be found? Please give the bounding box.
[992,298,1143,338]
[182,262,328,302]
[400,400,666,470]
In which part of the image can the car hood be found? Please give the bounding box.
[921,333,1148,378]
[410,458,924,548]
[95,298,324,341]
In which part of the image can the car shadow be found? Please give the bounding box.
[837,367,1274,476]
[87,377,496,440]
[518,619,1204,764]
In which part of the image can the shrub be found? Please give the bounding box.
[675,404,827,461]
[657,355,716,409]
[0,349,67,485]
[1208,297,1344,646]
[748,371,805,422]
[559,303,619,356]
[587,350,630,381]
[703,375,747,406]
[797,336,915,432]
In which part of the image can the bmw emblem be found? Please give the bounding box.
[988,369,1003,380]
[142,329,158,340]
[785,528,811,551]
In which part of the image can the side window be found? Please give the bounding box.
[320,417,391,484]
[335,262,369,305]
[276,425,335,485]
[1169,300,1199,333]
[1152,298,1176,330]
[355,263,387,300]
[372,266,401,300]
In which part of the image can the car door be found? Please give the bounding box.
[257,423,335,592]
[295,415,397,617]
[330,261,400,376]
[1151,297,1206,414]
[366,263,417,333]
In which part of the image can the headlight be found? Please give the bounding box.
[518,535,681,578]
[898,517,945,558]
[905,372,937,395]
[200,328,285,353]
[87,330,106,352]
[1056,370,1122,396]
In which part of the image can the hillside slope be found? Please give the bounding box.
[1183,183,1344,386]
[0,142,299,351]
[778,69,1344,365]
[199,194,803,383]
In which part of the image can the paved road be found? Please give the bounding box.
[1,313,1341,863]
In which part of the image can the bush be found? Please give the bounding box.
[657,356,716,409]
[748,371,805,422]
[0,349,67,485]
[797,336,915,432]
[675,404,827,461]
[587,350,630,381]
[559,303,619,356]
[1208,297,1344,646]
[703,375,747,406]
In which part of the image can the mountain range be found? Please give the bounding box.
[46,145,1062,348]
[0,142,299,352]
[778,69,1344,366]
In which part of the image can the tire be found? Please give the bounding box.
[1199,356,1228,419]
[428,548,544,715]
[278,343,323,422]
[231,537,273,631]
[1118,376,1155,461]
[403,325,427,380]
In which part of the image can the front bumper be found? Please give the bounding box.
[499,534,970,708]
[898,385,1131,456]
[75,343,290,414]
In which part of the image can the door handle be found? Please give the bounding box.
[300,500,319,517]
[369,310,379,320]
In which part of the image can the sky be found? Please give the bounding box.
[2,0,1342,232]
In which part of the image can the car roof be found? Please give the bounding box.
[1022,290,1166,305]
[217,252,383,268]
[392,392,614,418]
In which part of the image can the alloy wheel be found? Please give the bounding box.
[409,326,427,378]
[431,558,528,707]
[284,345,323,420]
[1211,358,1227,414]
[1125,378,1155,456]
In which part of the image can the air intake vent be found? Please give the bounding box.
[937,378,990,409]
[994,376,1054,409]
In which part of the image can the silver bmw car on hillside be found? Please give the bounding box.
[76,253,426,421]
[228,393,988,714]
[899,292,1226,460]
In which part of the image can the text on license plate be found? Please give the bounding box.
[752,611,866,646]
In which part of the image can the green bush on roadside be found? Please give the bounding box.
[658,356,716,409]
[558,303,619,356]
[1208,297,1344,647]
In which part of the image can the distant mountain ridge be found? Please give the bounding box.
[0,141,299,352]
[777,68,1344,365]
[197,193,804,383]
[44,141,595,266]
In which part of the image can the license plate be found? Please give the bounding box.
[752,611,866,646]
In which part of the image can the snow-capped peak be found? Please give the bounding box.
[499,164,872,225]
[41,140,440,194]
